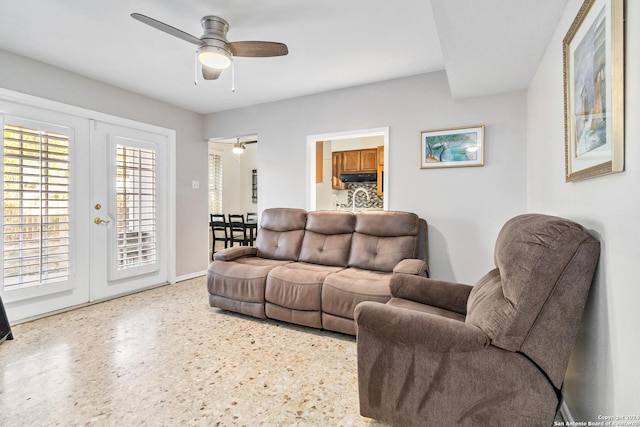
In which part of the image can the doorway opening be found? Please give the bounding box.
[307,127,389,211]
[207,135,258,259]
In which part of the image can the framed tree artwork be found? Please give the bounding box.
[420,125,484,169]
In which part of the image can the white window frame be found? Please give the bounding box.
[108,136,161,281]
[1,115,78,301]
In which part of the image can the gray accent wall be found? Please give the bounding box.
[205,71,528,285]
[527,0,640,420]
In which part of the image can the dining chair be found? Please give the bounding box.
[210,214,229,259]
[246,212,258,242]
[228,214,249,246]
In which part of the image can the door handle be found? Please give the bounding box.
[94,217,111,225]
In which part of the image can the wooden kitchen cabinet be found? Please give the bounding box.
[332,148,378,189]
[342,150,361,173]
[376,145,384,196]
[360,148,378,172]
[332,151,346,189]
[342,148,377,173]
[316,141,323,183]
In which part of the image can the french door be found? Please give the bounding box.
[89,121,169,301]
[1,100,172,322]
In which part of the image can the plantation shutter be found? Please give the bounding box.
[2,122,71,291]
[115,144,157,270]
[208,151,223,214]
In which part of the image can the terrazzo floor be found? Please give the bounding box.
[0,276,386,426]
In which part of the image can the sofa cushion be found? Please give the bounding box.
[207,257,292,319]
[266,262,345,311]
[265,262,345,329]
[255,208,307,261]
[321,267,393,322]
[348,211,421,272]
[298,211,355,267]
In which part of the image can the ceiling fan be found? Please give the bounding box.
[131,13,288,80]
[232,138,257,154]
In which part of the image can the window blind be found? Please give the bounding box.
[115,144,157,270]
[3,124,70,290]
[208,152,223,214]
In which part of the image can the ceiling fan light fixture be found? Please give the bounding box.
[198,45,232,69]
[131,13,288,83]
[232,141,245,154]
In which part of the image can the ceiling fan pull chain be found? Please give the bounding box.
[194,51,199,85]
[231,60,235,93]
[194,50,199,85]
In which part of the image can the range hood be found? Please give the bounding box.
[339,172,377,182]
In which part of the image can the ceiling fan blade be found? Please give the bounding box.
[229,41,288,57]
[202,66,223,80]
[131,13,204,46]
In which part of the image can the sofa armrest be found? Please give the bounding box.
[389,273,473,315]
[213,246,258,261]
[392,259,429,277]
[355,301,488,352]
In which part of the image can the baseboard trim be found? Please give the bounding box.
[175,270,207,283]
[559,400,574,423]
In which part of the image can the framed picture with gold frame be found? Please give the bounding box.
[563,0,624,182]
[420,125,484,169]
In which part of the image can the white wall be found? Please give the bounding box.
[0,49,208,278]
[211,142,258,216]
[205,71,528,284]
[527,0,640,419]
[239,143,259,215]
[331,135,382,151]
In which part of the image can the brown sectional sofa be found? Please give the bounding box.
[207,207,428,335]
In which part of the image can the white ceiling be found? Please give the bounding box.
[0,0,567,115]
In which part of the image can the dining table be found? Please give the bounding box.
[244,219,258,245]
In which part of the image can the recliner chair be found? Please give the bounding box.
[355,214,600,426]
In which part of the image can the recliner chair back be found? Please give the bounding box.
[465,214,600,389]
